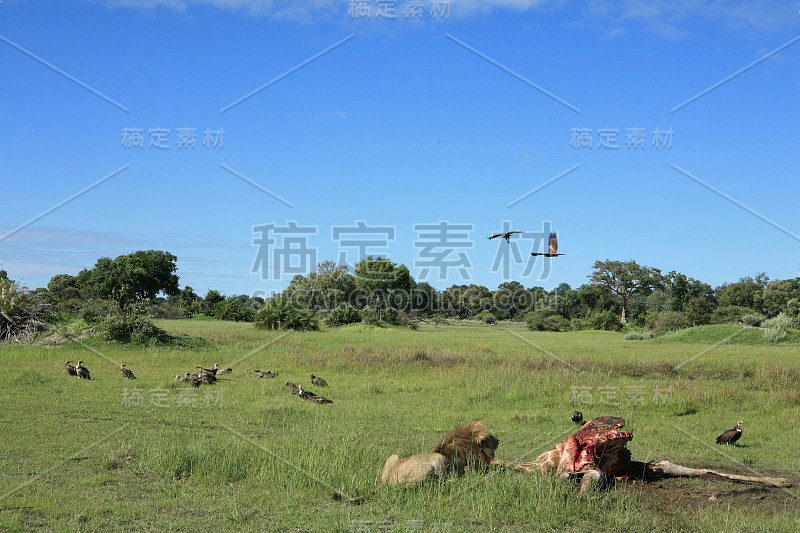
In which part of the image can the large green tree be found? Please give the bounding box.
[283,260,356,311]
[589,259,665,323]
[353,256,412,319]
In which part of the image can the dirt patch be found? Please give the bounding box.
[622,477,793,513]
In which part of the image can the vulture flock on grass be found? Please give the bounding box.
[65,359,334,404]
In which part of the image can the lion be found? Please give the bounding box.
[334,419,499,504]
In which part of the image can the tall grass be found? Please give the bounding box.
[1,322,798,532]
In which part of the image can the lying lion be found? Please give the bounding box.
[334,419,499,503]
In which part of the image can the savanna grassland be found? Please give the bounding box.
[1,320,798,532]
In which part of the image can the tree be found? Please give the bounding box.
[761,278,800,317]
[283,260,355,311]
[493,281,529,318]
[201,289,225,316]
[353,256,410,320]
[47,274,78,293]
[589,260,664,323]
[716,273,768,312]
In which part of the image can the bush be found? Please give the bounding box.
[215,297,256,322]
[570,318,591,331]
[360,305,380,325]
[97,301,171,344]
[0,279,58,342]
[709,305,756,325]
[652,310,689,334]
[785,298,800,319]
[763,327,787,343]
[740,313,766,327]
[525,310,559,331]
[589,310,623,332]
[624,330,655,340]
[325,304,361,326]
[254,298,319,331]
[474,310,496,324]
[762,312,798,330]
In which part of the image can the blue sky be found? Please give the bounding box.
[1,1,799,298]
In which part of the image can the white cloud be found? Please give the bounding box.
[99,0,799,36]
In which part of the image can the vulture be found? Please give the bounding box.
[174,374,188,382]
[531,232,564,257]
[65,361,78,377]
[488,230,522,243]
[120,364,136,380]
[308,394,333,405]
[199,373,216,385]
[310,374,328,387]
[247,369,276,378]
[298,385,332,404]
[285,381,299,395]
[75,361,91,380]
[213,363,232,375]
[197,365,217,376]
[571,411,583,425]
[716,420,743,445]
[189,375,202,387]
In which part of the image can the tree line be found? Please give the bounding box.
[11,251,800,337]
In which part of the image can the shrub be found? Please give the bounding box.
[570,318,591,331]
[590,310,623,332]
[97,301,171,344]
[763,327,787,343]
[254,298,319,331]
[474,310,496,324]
[0,279,58,342]
[709,305,756,325]
[785,298,800,319]
[652,310,689,334]
[360,305,380,325]
[624,330,655,340]
[525,310,559,331]
[325,304,361,326]
[762,313,798,330]
[740,313,765,327]
[215,297,256,322]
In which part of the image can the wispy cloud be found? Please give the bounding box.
[581,0,798,39]
[312,109,347,120]
[103,1,798,37]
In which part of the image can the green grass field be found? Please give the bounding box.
[1,321,798,532]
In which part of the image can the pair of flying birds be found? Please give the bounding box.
[488,230,564,257]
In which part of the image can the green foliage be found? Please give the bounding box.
[762,313,798,330]
[716,274,768,311]
[283,260,356,310]
[76,298,120,322]
[740,312,766,327]
[474,310,496,324]
[360,305,380,325]
[214,297,256,322]
[709,305,756,324]
[325,303,361,326]
[652,310,690,333]
[254,298,319,331]
[785,298,800,319]
[589,259,665,323]
[624,330,656,340]
[763,327,787,343]
[0,279,58,342]
[97,301,172,344]
[589,310,623,331]
[524,310,561,331]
